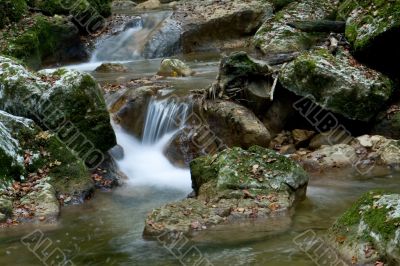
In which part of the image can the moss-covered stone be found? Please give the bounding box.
[145,146,309,238]
[253,0,339,55]
[191,146,309,195]
[33,0,111,19]
[0,56,116,160]
[329,191,400,264]
[280,48,393,121]
[0,0,28,29]
[0,110,92,196]
[0,14,85,69]
[339,0,400,51]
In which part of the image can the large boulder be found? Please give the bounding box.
[144,146,309,238]
[0,110,92,196]
[253,0,339,55]
[329,191,400,265]
[0,14,87,69]
[0,110,94,223]
[339,0,400,76]
[0,56,116,166]
[143,0,273,57]
[279,48,393,122]
[197,99,272,149]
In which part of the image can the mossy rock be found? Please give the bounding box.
[190,146,309,197]
[0,110,92,196]
[33,0,111,20]
[339,0,400,51]
[0,0,28,29]
[279,48,393,121]
[329,191,400,264]
[0,14,86,69]
[253,0,339,55]
[0,56,116,163]
[145,146,309,238]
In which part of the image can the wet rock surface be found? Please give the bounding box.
[144,146,309,238]
[143,0,274,57]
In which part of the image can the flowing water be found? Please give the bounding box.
[2,9,400,266]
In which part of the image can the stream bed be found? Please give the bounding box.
[1,8,400,266]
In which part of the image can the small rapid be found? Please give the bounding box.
[113,97,192,191]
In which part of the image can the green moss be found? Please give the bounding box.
[0,0,28,29]
[0,14,78,69]
[341,0,400,50]
[333,191,400,244]
[190,146,308,194]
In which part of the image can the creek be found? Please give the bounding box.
[1,9,400,266]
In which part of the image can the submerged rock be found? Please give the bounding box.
[279,48,393,122]
[95,63,129,73]
[157,59,194,77]
[329,191,400,265]
[144,146,309,238]
[0,56,116,159]
[254,0,339,55]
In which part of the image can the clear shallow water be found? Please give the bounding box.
[1,175,400,265]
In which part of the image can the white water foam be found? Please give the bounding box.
[113,98,192,192]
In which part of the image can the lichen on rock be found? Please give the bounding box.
[254,0,339,55]
[279,48,393,121]
[0,56,116,157]
[329,191,400,264]
[144,146,309,238]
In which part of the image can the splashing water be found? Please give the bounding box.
[113,97,192,191]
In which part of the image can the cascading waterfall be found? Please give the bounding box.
[142,97,189,144]
[90,11,171,62]
[113,97,192,191]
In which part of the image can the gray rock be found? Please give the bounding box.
[254,0,339,55]
[0,56,116,156]
[157,58,194,77]
[198,99,272,149]
[280,49,393,122]
[20,180,60,222]
[143,0,273,57]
